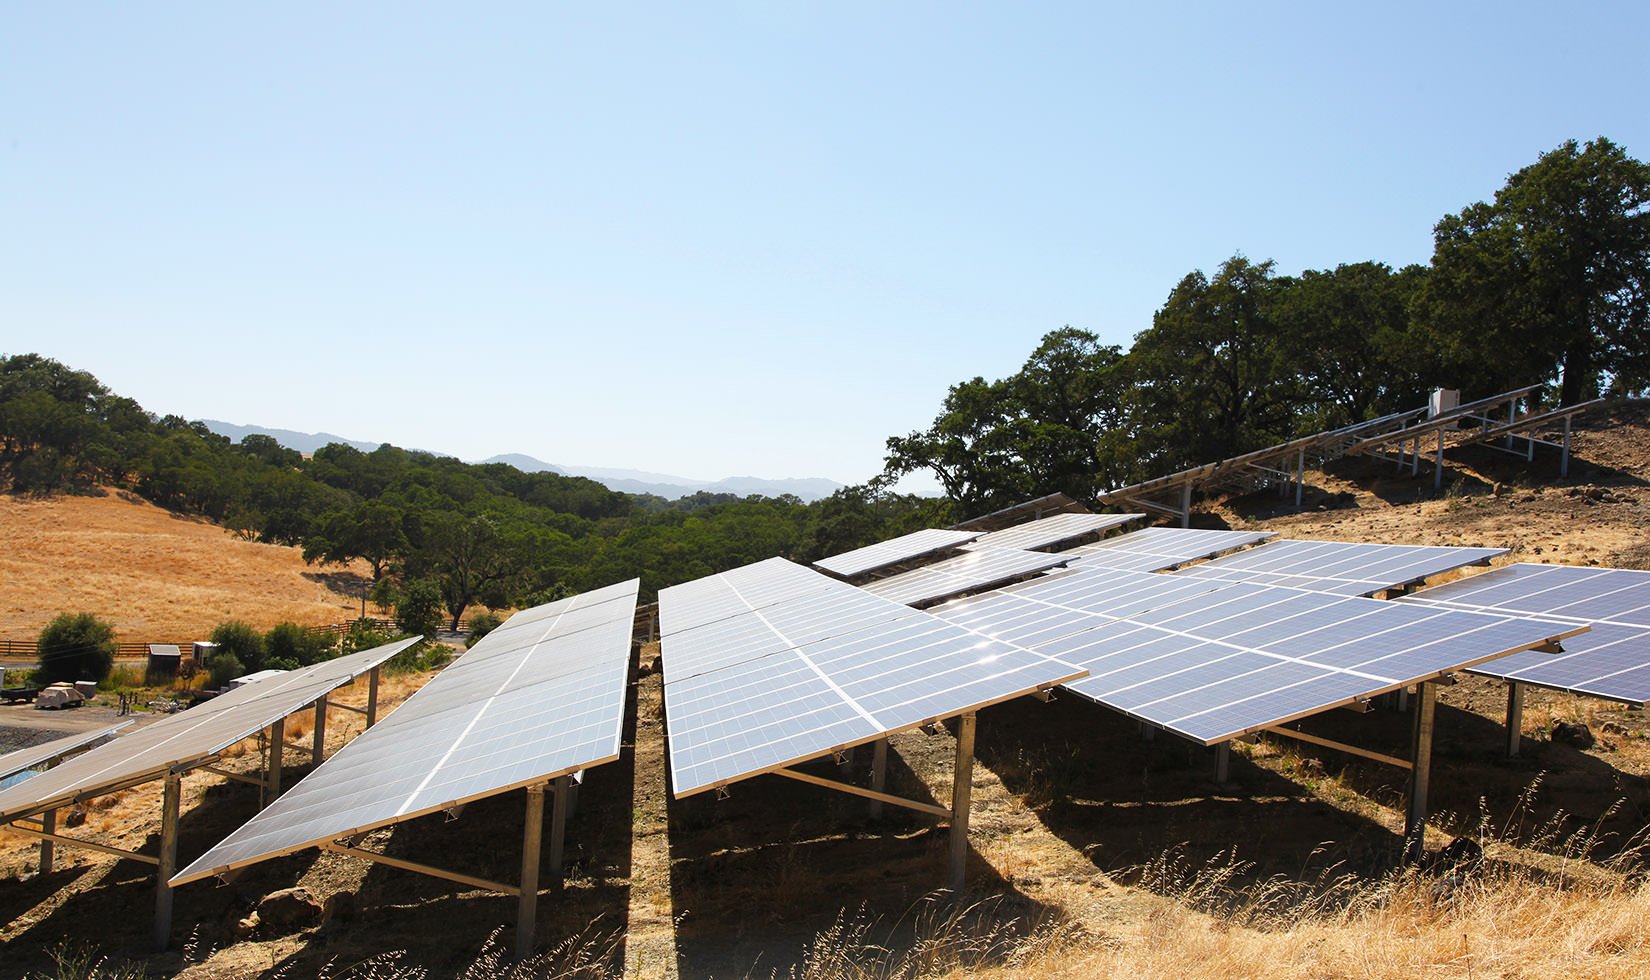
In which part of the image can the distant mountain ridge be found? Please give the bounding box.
[199,421,844,502]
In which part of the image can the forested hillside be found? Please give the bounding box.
[3,138,1647,621]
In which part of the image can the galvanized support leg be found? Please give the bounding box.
[1404,682,1437,865]
[1295,449,1304,510]
[1505,682,1524,758]
[1506,402,1518,449]
[516,784,546,962]
[868,738,888,819]
[154,770,181,952]
[267,717,285,807]
[1139,722,1155,742]
[1434,429,1446,490]
[1179,482,1192,529]
[1411,436,1420,475]
[366,667,381,728]
[38,808,55,874]
[312,699,327,765]
[1213,743,1230,784]
[1561,416,1572,477]
[566,775,580,819]
[948,713,976,892]
[549,774,569,886]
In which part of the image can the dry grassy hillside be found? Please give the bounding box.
[0,489,369,639]
[2,405,1649,979]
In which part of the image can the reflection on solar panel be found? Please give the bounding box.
[0,723,131,783]
[172,580,639,885]
[965,512,1143,552]
[1404,563,1650,706]
[0,637,420,824]
[813,528,980,579]
[1172,539,1505,596]
[1064,526,1277,572]
[859,548,1072,607]
[933,568,1578,744]
[661,558,1084,796]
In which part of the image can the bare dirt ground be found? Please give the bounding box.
[2,402,1649,978]
[0,489,370,640]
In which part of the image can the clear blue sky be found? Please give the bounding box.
[5,3,1647,490]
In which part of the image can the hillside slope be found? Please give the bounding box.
[0,489,367,639]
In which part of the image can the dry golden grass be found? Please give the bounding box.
[0,489,369,639]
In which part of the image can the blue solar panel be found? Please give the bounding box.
[932,568,1576,744]
[1172,539,1505,597]
[1064,526,1277,572]
[1403,563,1650,706]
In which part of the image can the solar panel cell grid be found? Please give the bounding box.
[813,529,981,578]
[964,512,1143,552]
[1173,539,1506,597]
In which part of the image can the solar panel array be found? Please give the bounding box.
[173,580,640,885]
[813,528,980,579]
[660,558,1084,797]
[0,722,132,783]
[0,637,421,824]
[1403,563,1650,706]
[1172,539,1506,596]
[1064,526,1277,573]
[933,568,1578,744]
[859,548,1072,607]
[965,512,1143,552]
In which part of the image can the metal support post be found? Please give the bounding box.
[1561,416,1572,477]
[868,738,888,819]
[312,699,327,765]
[366,667,381,728]
[1506,401,1518,449]
[1404,682,1437,865]
[154,770,181,952]
[1395,686,1410,713]
[38,808,55,874]
[1213,743,1230,784]
[1411,436,1420,475]
[1295,449,1304,510]
[948,713,976,892]
[267,717,285,806]
[1178,482,1192,529]
[1505,682,1524,758]
[516,784,546,961]
[549,774,570,886]
[1434,429,1445,490]
[1139,722,1155,742]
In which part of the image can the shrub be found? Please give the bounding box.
[392,578,444,640]
[205,650,244,688]
[264,621,336,668]
[341,618,398,655]
[210,620,266,673]
[465,611,504,648]
[36,612,117,683]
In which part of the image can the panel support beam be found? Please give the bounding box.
[1178,482,1192,529]
[1263,725,1413,771]
[265,717,285,808]
[366,667,381,728]
[154,770,181,952]
[949,712,976,892]
[320,840,520,895]
[1213,743,1230,784]
[517,783,546,961]
[773,766,950,818]
[1505,682,1525,758]
[3,823,159,865]
[199,765,267,787]
[1404,681,1437,865]
[548,775,569,886]
[38,808,54,874]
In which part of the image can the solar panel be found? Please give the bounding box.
[0,637,421,824]
[932,567,1578,744]
[0,722,132,783]
[813,528,981,579]
[172,580,640,885]
[1063,526,1277,572]
[859,548,1072,607]
[1172,539,1506,596]
[660,558,1084,797]
[1403,563,1650,706]
[964,512,1143,552]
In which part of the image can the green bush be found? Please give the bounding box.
[392,578,444,640]
[465,611,504,648]
[36,612,117,683]
[341,618,398,655]
[210,620,266,673]
[205,650,244,688]
[264,621,336,668]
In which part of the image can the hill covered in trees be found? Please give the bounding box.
[3,138,1647,622]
